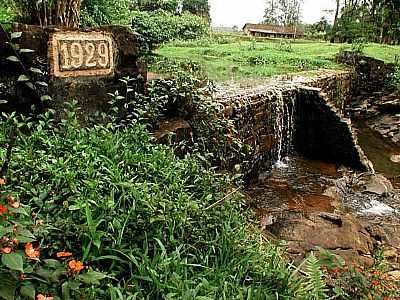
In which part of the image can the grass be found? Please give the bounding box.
[153,37,400,82]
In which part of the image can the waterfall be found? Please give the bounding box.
[271,90,296,167]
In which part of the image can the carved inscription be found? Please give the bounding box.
[49,32,114,78]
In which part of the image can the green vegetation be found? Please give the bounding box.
[80,0,133,26]
[1,82,398,299]
[2,0,400,298]
[0,103,336,299]
[132,11,209,52]
[331,0,400,44]
[0,4,16,24]
[133,0,210,21]
[152,37,400,81]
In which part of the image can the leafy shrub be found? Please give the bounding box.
[388,55,400,90]
[389,66,400,90]
[80,0,132,26]
[132,0,180,13]
[276,40,293,52]
[0,104,317,299]
[148,56,206,79]
[131,10,210,52]
[351,37,367,54]
[0,4,16,24]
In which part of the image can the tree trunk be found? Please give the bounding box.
[37,0,81,28]
[56,0,81,27]
[330,0,340,42]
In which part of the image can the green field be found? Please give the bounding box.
[154,38,400,82]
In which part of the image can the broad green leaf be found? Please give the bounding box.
[77,271,107,285]
[10,32,22,39]
[40,95,52,102]
[43,259,62,269]
[20,282,35,300]
[1,253,24,272]
[19,49,35,53]
[61,281,71,300]
[68,205,82,211]
[36,267,65,283]
[0,226,13,236]
[17,228,35,238]
[15,235,35,243]
[25,82,35,90]
[0,272,16,300]
[35,81,48,87]
[8,206,29,216]
[29,67,42,74]
[18,75,30,82]
[6,56,19,63]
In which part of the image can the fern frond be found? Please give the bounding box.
[304,252,328,300]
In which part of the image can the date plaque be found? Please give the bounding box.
[49,32,114,78]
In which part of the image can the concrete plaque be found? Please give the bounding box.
[49,32,114,78]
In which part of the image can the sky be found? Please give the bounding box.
[210,0,337,28]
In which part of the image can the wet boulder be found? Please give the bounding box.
[265,211,375,265]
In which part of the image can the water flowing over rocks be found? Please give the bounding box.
[227,62,400,267]
[213,70,371,178]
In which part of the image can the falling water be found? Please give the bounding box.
[271,90,296,168]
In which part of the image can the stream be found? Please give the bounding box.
[247,155,341,215]
[246,98,400,226]
[354,120,400,189]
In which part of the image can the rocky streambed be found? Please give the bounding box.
[245,85,400,272]
[247,155,400,267]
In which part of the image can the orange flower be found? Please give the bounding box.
[371,280,380,287]
[68,259,85,273]
[1,247,12,254]
[36,294,54,300]
[0,205,8,215]
[0,178,5,185]
[6,195,20,209]
[24,243,40,259]
[56,251,73,258]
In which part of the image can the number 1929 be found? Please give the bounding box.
[58,40,111,71]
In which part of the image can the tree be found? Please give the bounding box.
[330,0,341,42]
[263,0,303,26]
[134,0,179,12]
[330,0,400,44]
[264,0,279,25]
[8,0,134,27]
[10,0,82,27]
[181,0,210,21]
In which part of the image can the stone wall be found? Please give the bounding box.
[214,72,371,179]
[336,51,395,96]
[0,24,145,117]
[216,85,297,178]
[295,87,370,170]
[294,70,354,116]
